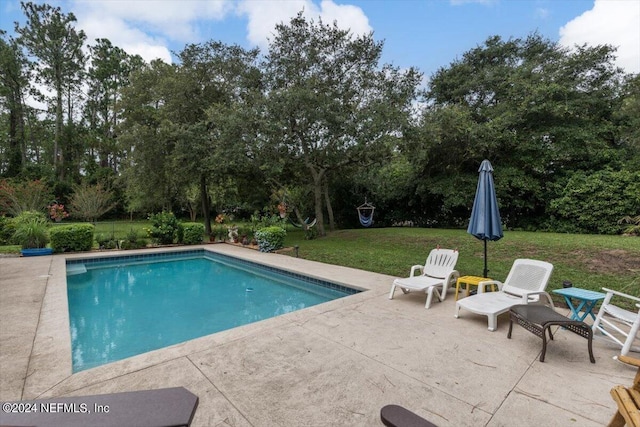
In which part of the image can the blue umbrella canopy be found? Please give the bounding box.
[467,159,503,278]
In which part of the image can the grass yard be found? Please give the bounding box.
[72,220,153,240]
[284,227,640,306]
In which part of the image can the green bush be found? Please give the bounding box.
[182,222,205,245]
[0,179,52,216]
[0,216,15,245]
[549,169,640,234]
[11,211,49,249]
[12,210,48,228]
[304,225,318,240]
[254,226,286,252]
[250,213,285,233]
[146,211,181,245]
[50,224,95,253]
[96,233,118,249]
[120,229,147,250]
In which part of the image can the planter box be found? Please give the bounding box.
[20,248,54,257]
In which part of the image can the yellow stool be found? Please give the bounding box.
[455,275,496,300]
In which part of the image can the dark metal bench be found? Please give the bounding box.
[0,386,198,427]
[508,304,595,363]
[380,404,438,427]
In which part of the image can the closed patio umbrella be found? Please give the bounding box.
[467,159,503,278]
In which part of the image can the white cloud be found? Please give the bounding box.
[70,0,233,63]
[74,0,231,41]
[316,0,371,35]
[19,0,370,64]
[78,14,172,63]
[559,0,640,74]
[237,0,371,50]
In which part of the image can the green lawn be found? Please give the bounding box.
[61,220,153,240]
[284,227,640,306]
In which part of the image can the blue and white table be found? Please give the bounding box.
[552,287,606,321]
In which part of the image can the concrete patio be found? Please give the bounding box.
[0,244,635,426]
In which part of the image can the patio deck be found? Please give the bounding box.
[0,245,635,426]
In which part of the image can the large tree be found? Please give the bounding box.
[15,1,86,180]
[263,13,421,235]
[119,59,176,212]
[172,42,261,235]
[120,42,261,232]
[84,38,143,174]
[410,34,627,228]
[0,32,28,177]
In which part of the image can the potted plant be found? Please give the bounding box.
[12,211,52,256]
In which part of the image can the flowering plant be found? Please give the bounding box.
[215,213,226,224]
[48,203,69,221]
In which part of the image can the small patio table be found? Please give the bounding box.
[552,287,606,321]
[454,275,496,301]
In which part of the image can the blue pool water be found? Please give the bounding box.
[66,251,357,372]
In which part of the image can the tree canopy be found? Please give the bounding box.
[0,5,638,235]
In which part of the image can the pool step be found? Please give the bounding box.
[66,263,87,275]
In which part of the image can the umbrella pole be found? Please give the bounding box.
[483,240,488,278]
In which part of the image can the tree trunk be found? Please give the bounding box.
[7,98,24,177]
[310,166,325,236]
[55,79,63,180]
[200,174,212,236]
[323,177,335,232]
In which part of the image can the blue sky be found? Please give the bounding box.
[2,0,639,79]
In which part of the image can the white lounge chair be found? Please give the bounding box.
[592,288,640,358]
[454,259,554,331]
[389,248,459,309]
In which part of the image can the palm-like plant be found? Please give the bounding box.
[619,215,640,236]
[12,211,50,249]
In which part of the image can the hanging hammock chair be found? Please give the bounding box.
[357,200,375,227]
[288,216,317,229]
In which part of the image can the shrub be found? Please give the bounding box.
[176,222,185,244]
[0,179,52,216]
[96,233,118,250]
[304,226,318,240]
[12,211,50,249]
[120,229,147,250]
[68,183,116,222]
[254,226,286,253]
[0,216,16,244]
[250,213,285,233]
[549,169,640,234]
[182,222,205,245]
[146,211,181,245]
[50,224,95,253]
[619,215,640,236]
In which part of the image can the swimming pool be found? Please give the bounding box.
[66,250,358,372]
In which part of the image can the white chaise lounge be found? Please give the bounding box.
[389,248,459,309]
[454,258,554,331]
